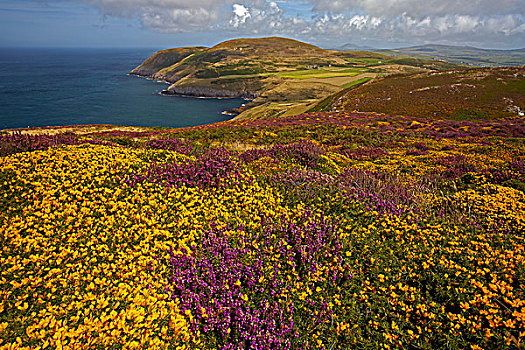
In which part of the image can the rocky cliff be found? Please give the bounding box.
[162,85,258,99]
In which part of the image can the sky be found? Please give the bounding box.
[1,0,524,49]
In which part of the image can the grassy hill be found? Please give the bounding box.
[131,37,463,119]
[378,44,525,67]
[321,66,525,120]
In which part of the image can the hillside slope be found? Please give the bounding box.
[131,37,463,119]
[325,66,525,120]
[130,47,206,77]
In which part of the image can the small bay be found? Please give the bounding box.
[0,48,244,130]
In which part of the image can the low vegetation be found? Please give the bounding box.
[342,77,373,89]
[327,66,525,120]
[1,109,524,349]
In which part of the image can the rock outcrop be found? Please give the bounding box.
[162,85,258,99]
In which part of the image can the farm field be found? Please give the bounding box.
[275,68,364,79]
[1,111,524,349]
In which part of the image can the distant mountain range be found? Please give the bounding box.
[336,43,525,66]
[376,44,525,67]
[337,43,375,51]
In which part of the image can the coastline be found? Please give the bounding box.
[0,48,249,131]
[130,71,251,118]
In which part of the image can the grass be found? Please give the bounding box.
[276,68,365,79]
[342,77,373,89]
[344,57,385,66]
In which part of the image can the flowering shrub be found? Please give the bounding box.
[166,211,347,349]
[144,136,195,154]
[241,140,323,169]
[0,131,79,156]
[127,147,244,189]
[1,111,524,349]
[339,146,392,161]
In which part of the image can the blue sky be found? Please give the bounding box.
[0,0,223,48]
[1,0,524,49]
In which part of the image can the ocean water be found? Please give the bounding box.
[0,48,244,130]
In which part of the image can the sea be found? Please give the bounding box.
[0,48,244,130]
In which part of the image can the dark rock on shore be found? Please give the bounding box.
[162,85,258,99]
[129,68,156,77]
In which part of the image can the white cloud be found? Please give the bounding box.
[230,4,251,27]
[61,0,525,47]
[76,0,238,31]
[140,7,220,32]
[233,4,250,18]
[345,15,381,30]
[510,22,525,35]
[307,0,525,18]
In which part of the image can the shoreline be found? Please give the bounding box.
[2,72,250,133]
[158,91,248,118]
[130,72,251,117]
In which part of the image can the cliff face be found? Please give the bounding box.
[161,75,268,99]
[130,67,156,77]
[152,73,183,84]
[162,85,258,99]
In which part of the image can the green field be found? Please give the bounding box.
[276,68,365,79]
[341,77,373,88]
